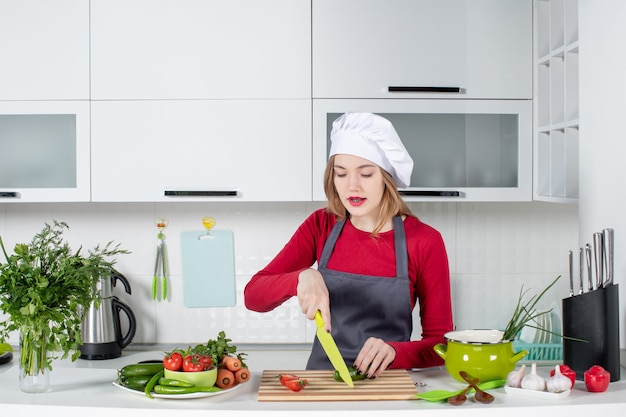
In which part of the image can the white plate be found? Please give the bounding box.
[549,301,562,343]
[519,311,537,343]
[504,384,570,399]
[112,381,242,399]
[533,313,545,344]
[540,311,552,344]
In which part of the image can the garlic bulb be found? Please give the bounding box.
[547,364,571,393]
[521,363,546,391]
[506,364,526,388]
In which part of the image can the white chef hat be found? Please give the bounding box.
[329,112,414,188]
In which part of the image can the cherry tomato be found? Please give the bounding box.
[163,351,183,371]
[584,365,610,392]
[182,354,206,372]
[198,355,212,370]
[278,373,299,386]
[284,378,307,392]
[550,364,576,388]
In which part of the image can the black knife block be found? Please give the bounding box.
[562,284,620,382]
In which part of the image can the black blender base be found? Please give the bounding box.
[79,342,122,360]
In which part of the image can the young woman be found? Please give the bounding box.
[244,112,453,378]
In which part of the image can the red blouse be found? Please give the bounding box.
[244,208,453,369]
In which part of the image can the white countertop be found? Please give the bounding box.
[1,349,625,417]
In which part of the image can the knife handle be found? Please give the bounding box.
[585,244,593,292]
[568,250,574,296]
[578,248,584,295]
[593,232,604,290]
[603,228,614,286]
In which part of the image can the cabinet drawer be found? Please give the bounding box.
[313,0,532,99]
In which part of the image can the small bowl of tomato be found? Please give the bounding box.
[163,351,217,387]
[164,366,217,387]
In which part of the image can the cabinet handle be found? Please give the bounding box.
[0,191,19,198]
[399,190,461,197]
[164,190,238,197]
[388,86,462,93]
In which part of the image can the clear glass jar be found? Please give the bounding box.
[18,328,50,393]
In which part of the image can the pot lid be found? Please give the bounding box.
[444,329,506,344]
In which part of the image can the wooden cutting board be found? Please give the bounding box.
[258,369,418,402]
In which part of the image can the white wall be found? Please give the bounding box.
[579,0,626,354]
[0,201,577,348]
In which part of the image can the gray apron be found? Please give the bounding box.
[306,215,413,369]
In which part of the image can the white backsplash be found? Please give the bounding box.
[0,201,577,347]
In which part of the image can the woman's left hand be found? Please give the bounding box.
[353,337,396,378]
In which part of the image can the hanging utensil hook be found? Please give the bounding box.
[153,217,169,300]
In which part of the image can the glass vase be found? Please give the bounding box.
[18,328,50,393]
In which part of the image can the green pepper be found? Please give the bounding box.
[334,366,368,382]
[158,377,194,387]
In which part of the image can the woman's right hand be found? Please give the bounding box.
[297,268,331,330]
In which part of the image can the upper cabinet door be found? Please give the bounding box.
[90,0,311,100]
[91,99,312,202]
[0,0,89,100]
[312,0,532,99]
[0,101,91,202]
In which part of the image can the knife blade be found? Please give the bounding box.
[568,250,574,296]
[603,228,614,287]
[585,244,593,292]
[314,311,354,387]
[578,247,584,295]
[593,232,604,290]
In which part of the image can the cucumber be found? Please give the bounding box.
[119,375,153,389]
[118,363,164,378]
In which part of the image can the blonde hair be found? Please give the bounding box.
[323,155,414,236]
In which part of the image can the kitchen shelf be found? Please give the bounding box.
[533,0,579,203]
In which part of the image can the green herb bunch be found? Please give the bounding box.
[0,220,128,375]
[188,330,248,368]
[502,275,561,341]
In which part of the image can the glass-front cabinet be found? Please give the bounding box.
[313,99,532,202]
[0,101,90,202]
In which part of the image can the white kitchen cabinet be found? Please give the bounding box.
[90,0,311,100]
[0,0,89,100]
[0,101,91,202]
[312,0,532,99]
[313,99,532,202]
[534,0,579,202]
[91,100,312,202]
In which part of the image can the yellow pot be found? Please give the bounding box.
[434,329,528,383]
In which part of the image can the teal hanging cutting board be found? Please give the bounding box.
[180,230,236,307]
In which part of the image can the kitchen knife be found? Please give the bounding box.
[568,250,574,296]
[585,244,593,292]
[603,228,614,287]
[593,232,604,290]
[314,311,354,387]
[578,248,584,295]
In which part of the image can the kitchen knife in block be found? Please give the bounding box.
[314,311,354,387]
[180,230,235,308]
